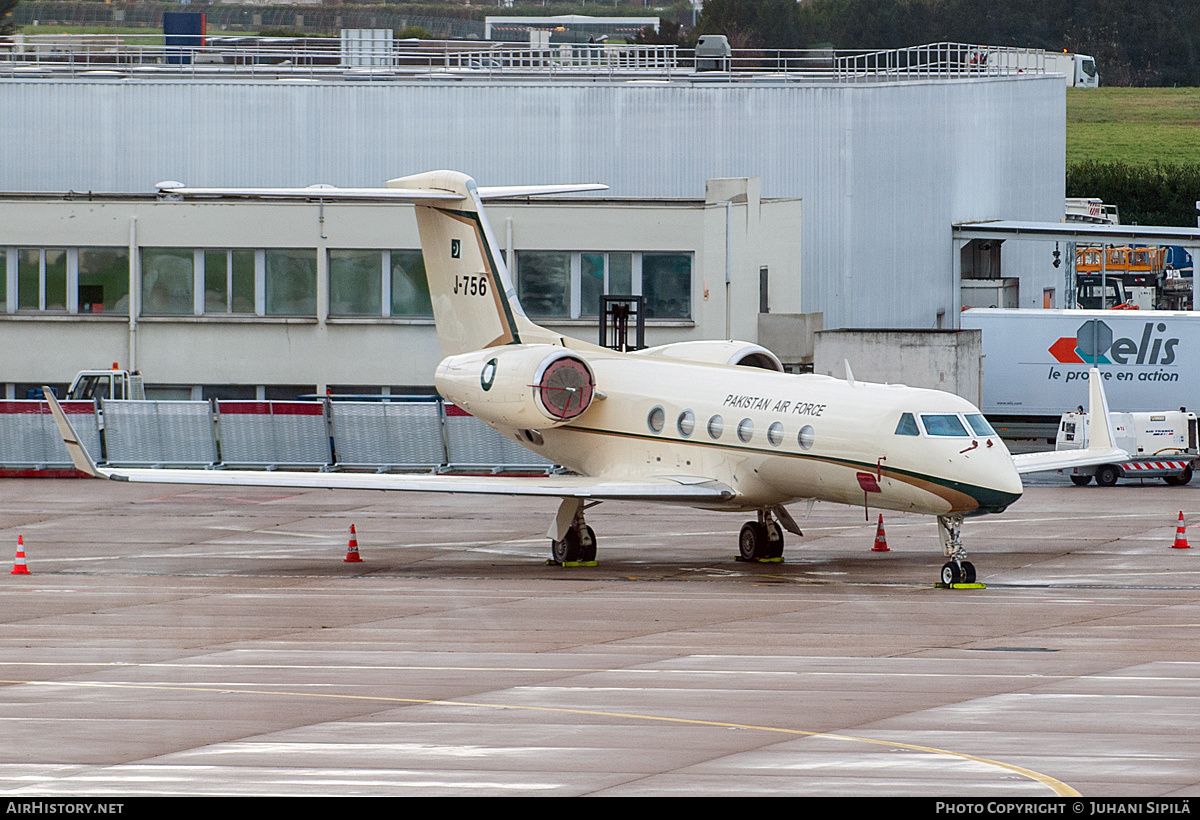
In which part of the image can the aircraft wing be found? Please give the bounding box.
[44,392,734,504]
[1009,366,1128,475]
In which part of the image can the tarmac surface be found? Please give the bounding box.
[1,473,1198,796]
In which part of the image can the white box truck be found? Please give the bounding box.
[961,309,1200,436]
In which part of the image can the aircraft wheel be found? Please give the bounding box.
[940,561,962,586]
[961,561,977,584]
[1070,474,1092,486]
[739,522,769,560]
[552,528,583,563]
[1165,466,1193,486]
[1095,465,1120,487]
[580,526,597,562]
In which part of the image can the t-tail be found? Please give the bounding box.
[387,171,605,356]
[157,171,607,358]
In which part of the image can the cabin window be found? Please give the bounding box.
[737,418,754,443]
[965,414,996,437]
[647,406,665,433]
[798,425,815,450]
[677,410,695,437]
[920,414,970,437]
[895,413,919,436]
[707,415,724,439]
[767,422,784,446]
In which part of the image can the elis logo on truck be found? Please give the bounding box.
[1049,320,1179,365]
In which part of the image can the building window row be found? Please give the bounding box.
[515,251,693,320]
[1,247,692,321]
[3,247,129,314]
[140,248,317,317]
[328,249,432,318]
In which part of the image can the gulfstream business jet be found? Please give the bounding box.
[45,171,1126,585]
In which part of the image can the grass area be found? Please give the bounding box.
[1067,87,1200,165]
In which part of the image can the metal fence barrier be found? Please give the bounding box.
[0,398,556,474]
[0,400,102,469]
[215,400,330,469]
[101,399,218,467]
[329,400,447,471]
[444,404,553,471]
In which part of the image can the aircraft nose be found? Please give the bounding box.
[971,448,1023,514]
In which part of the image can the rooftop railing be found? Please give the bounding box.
[0,36,1053,84]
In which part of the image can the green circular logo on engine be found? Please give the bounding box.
[481,358,498,391]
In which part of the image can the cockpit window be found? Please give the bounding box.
[965,414,996,437]
[895,413,919,436]
[921,414,970,437]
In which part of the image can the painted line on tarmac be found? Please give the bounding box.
[8,657,1195,682]
[0,677,1080,797]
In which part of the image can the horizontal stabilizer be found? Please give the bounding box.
[157,180,607,203]
[1011,446,1129,475]
[156,184,464,202]
[476,183,608,199]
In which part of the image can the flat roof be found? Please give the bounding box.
[954,220,1200,245]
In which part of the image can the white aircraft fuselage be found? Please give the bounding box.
[437,344,1024,518]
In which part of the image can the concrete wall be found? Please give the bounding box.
[812,329,983,404]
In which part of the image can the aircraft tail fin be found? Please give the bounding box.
[387,171,605,356]
[1085,367,1118,452]
[1011,367,1128,474]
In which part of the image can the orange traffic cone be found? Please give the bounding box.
[1173,512,1191,549]
[344,524,363,563]
[871,514,890,552]
[11,535,30,575]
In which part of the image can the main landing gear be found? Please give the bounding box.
[549,499,597,564]
[738,506,802,561]
[937,513,978,586]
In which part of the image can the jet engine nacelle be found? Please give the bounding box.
[631,340,785,372]
[435,345,597,429]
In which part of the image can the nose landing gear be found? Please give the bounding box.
[937,514,980,587]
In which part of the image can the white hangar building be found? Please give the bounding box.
[0,40,1066,396]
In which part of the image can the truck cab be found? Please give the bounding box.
[66,366,145,402]
[1075,275,1129,310]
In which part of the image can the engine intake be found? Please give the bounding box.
[534,354,595,421]
[436,345,597,429]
